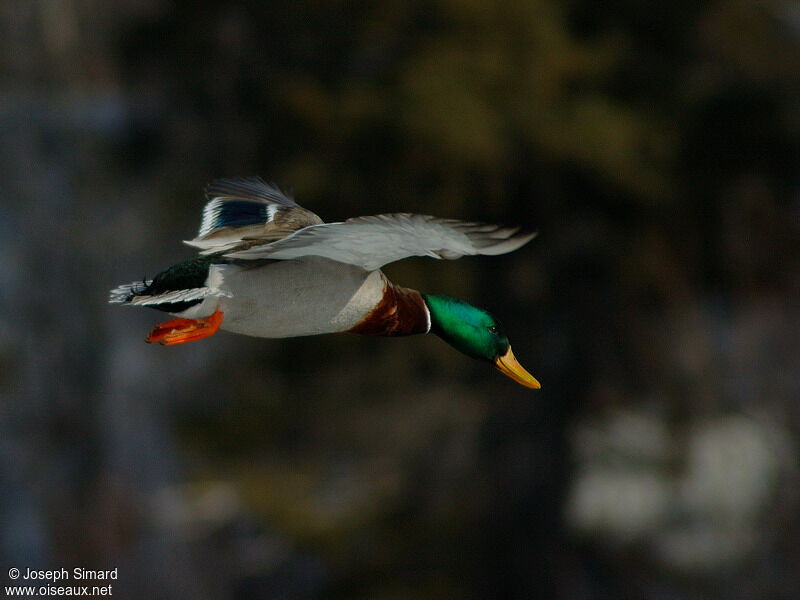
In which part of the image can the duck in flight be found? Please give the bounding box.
[109,178,540,388]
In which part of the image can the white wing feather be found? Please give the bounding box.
[225,213,536,271]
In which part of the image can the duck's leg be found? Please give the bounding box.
[146,310,224,346]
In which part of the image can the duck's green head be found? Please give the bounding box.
[421,294,541,389]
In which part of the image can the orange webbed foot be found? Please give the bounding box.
[146,310,224,346]
[146,317,196,343]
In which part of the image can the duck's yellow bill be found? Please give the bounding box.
[495,347,541,389]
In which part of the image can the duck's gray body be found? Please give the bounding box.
[183,257,388,338]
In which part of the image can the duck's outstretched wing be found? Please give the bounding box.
[184,177,323,255]
[224,213,536,271]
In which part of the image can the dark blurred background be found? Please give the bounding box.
[2,1,799,598]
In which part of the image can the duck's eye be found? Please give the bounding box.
[488,325,499,334]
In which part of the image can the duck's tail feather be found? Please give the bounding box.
[108,280,152,304]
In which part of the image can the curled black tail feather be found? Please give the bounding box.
[109,257,216,313]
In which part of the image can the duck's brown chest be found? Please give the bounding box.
[347,283,430,337]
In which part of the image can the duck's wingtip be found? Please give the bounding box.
[476,228,538,256]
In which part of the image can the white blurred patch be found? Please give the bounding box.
[566,408,792,572]
[654,524,756,572]
[680,416,782,520]
[567,469,670,543]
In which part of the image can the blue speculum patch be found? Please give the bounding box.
[214,201,270,229]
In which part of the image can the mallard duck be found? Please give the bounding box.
[109,178,540,388]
